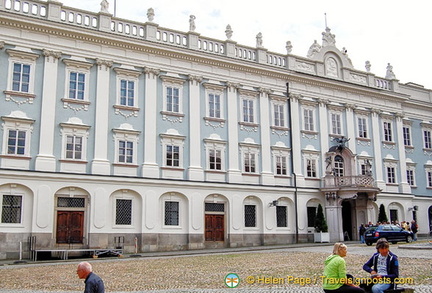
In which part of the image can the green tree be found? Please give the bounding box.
[378,204,388,223]
[314,204,328,232]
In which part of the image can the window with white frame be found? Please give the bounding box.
[306,159,317,178]
[406,169,415,186]
[242,97,255,123]
[359,158,372,176]
[427,169,432,188]
[112,124,140,165]
[357,117,368,138]
[63,59,92,102]
[160,131,185,168]
[114,67,140,108]
[5,49,38,104]
[60,118,90,161]
[271,145,290,176]
[240,142,260,174]
[403,126,412,146]
[1,194,22,224]
[303,150,319,178]
[1,112,34,157]
[383,121,393,142]
[161,76,184,113]
[204,138,226,171]
[330,112,342,135]
[303,108,315,131]
[424,129,432,149]
[386,166,396,184]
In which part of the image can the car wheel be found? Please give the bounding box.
[406,236,413,243]
[366,242,372,246]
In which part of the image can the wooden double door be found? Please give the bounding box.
[205,214,224,242]
[56,211,84,244]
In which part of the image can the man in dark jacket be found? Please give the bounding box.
[363,239,398,293]
[77,261,105,293]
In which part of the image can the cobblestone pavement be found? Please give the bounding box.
[0,241,431,292]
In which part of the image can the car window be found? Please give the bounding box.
[391,225,402,231]
[382,225,392,231]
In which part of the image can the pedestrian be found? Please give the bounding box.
[362,239,398,293]
[76,261,105,293]
[359,224,366,244]
[410,220,418,241]
[322,243,365,292]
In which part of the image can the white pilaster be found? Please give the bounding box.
[395,113,411,193]
[345,104,356,150]
[141,68,160,178]
[188,75,204,181]
[290,94,305,185]
[35,50,61,172]
[371,109,385,189]
[227,83,242,183]
[318,99,329,177]
[91,59,112,175]
[259,88,274,185]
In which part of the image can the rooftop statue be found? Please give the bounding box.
[100,0,109,14]
[322,26,336,47]
[307,40,321,58]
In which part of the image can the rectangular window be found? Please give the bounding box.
[304,109,314,131]
[242,99,254,123]
[120,80,135,107]
[275,155,287,175]
[166,145,180,167]
[406,170,415,186]
[164,201,179,226]
[390,209,398,223]
[384,122,392,142]
[358,117,367,138]
[427,171,432,188]
[244,205,256,227]
[12,63,30,92]
[209,149,222,170]
[66,135,82,160]
[7,130,26,155]
[331,113,341,135]
[1,195,22,223]
[209,93,221,118]
[276,206,287,227]
[424,130,432,149]
[166,86,180,112]
[274,104,285,127]
[361,164,367,176]
[115,199,132,225]
[69,72,85,100]
[403,127,411,146]
[244,153,256,173]
[119,140,133,163]
[307,206,317,227]
[306,159,317,178]
[387,167,396,184]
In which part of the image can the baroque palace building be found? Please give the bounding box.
[0,0,432,259]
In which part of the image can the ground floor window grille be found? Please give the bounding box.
[390,209,398,223]
[307,206,317,228]
[165,201,179,226]
[244,205,256,227]
[276,206,287,227]
[1,195,22,223]
[57,197,85,208]
[205,203,224,212]
[116,199,132,225]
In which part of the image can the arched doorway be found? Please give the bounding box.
[342,201,352,241]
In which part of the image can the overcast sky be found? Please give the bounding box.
[60,0,432,90]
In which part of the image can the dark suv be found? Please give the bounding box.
[364,224,414,246]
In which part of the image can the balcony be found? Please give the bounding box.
[323,175,376,188]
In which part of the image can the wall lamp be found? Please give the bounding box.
[268,200,278,207]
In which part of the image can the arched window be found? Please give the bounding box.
[334,155,344,177]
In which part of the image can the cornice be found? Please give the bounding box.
[0,16,413,103]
